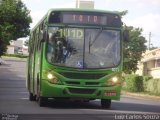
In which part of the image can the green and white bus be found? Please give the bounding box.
[26,8,128,108]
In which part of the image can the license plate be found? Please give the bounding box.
[104,91,116,96]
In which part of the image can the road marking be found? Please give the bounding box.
[20,98,28,100]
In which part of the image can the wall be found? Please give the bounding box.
[136,48,160,78]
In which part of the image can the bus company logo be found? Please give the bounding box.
[76,60,83,68]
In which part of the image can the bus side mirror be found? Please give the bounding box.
[123,29,129,42]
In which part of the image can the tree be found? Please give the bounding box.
[0,0,32,56]
[117,10,147,73]
[0,23,13,56]
[123,26,147,73]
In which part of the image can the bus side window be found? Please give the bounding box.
[30,32,35,55]
[36,27,40,51]
[28,35,32,53]
[37,23,45,51]
[33,28,38,52]
[32,30,37,53]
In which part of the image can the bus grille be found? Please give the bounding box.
[68,88,96,94]
[60,72,106,79]
[65,81,80,85]
[85,82,99,85]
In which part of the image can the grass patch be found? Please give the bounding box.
[3,54,28,58]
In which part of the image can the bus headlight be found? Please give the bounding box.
[47,73,59,84]
[112,77,118,83]
[47,73,54,79]
[107,76,120,86]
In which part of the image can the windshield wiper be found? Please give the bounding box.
[89,27,103,53]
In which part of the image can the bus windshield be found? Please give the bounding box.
[47,27,120,69]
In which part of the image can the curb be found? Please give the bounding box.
[121,91,160,101]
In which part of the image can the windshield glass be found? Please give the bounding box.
[46,27,120,69]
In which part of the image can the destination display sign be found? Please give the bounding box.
[48,11,121,27]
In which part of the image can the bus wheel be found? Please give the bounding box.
[38,96,48,107]
[101,99,111,108]
[29,92,36,101]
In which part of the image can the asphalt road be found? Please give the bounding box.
[0,59,160,120]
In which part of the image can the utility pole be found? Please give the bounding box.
[148,32,151,50]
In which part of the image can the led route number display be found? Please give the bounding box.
[63,13,107,25]
[48,11,121,27]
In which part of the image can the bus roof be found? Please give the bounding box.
[48,8,120,15]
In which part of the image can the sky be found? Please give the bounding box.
[22,0,160,47]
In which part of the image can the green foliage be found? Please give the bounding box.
[0,0,32,57]
[143,76,152,81]
[143,75,153,91]
[0,22,13,56]
[123,74,144,92]
[123,26,147,73]
[123,74,160,96]
[118,10,147,73]
[145,79,160,95]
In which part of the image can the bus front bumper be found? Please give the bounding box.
[41,80,121,100]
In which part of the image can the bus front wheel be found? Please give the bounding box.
[101,99,111,108]
[29,92,36,101]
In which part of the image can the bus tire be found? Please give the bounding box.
[29,92,36,101]
[38,96,48,107]
[101,99,111,108]
[36,74,48,107]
